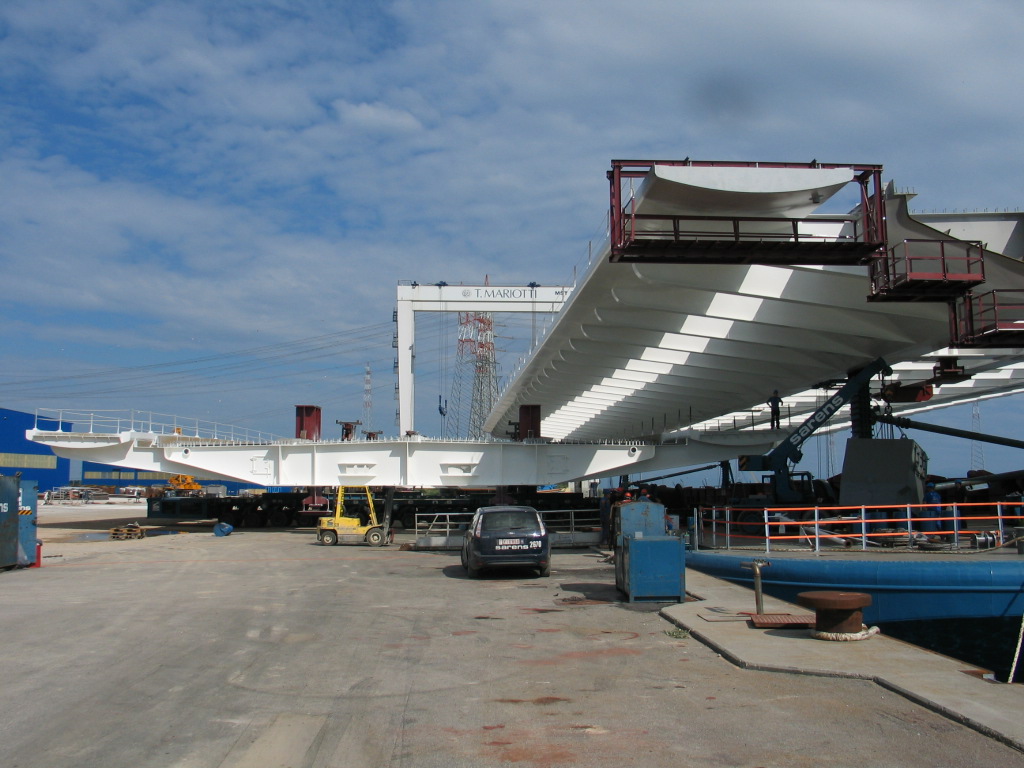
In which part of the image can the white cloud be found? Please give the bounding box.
[332,100,423,134]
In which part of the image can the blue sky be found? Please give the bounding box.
[2,1,1023,477]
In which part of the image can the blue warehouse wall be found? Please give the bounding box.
[0,408,71,492]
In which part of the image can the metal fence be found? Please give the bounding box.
[699,501,1024,552]
[411,507,599,533]
[32,408,281,444]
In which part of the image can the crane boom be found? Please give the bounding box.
[739,357,892,503]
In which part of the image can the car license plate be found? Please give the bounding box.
[496,538,526,550]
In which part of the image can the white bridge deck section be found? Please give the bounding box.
[26,428,778,487]
[486,165,1024,442]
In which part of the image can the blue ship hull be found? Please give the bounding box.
[686,549,1024,624]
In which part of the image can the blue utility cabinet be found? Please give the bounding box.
[616,500,667,542]
[0,475,18,569]
[617,534,686,603]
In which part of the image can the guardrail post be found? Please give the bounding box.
[860,505,868,549]
[906,504,913,540]
[725,506,732,550]
[763,508,771,554]
[997,502,1005,542]
[952,503,960,548]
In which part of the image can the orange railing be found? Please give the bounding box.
[698,501,1024,552]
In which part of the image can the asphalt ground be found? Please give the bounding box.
[1,503,1022,767]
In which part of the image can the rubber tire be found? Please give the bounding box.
[321,530,338,546]
[366,528,385,547]
[736,510,765,535]
[460,547,469,570]
[466,563,480,579]
[538,563,551,577]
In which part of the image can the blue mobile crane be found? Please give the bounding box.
[738,357,892,505]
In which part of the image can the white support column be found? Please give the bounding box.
[396,297,416,435]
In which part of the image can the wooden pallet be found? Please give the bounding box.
[109,527,146,540]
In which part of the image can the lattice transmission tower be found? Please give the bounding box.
[971,401,985,471]
[446,312,500,438]
[362,363,373,434]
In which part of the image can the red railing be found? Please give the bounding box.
[618,212,861,247]
[608,159,886,259]
[870,239,985,298]
[956,289,1024,345]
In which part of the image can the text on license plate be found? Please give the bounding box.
[496,538,543,551]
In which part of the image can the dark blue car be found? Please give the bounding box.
[461,505,550,578]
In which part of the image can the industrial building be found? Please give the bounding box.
[0,408,70,492]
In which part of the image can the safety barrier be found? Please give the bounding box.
[32,408,281,444]
[698,501,1024,552]
[412,507,599,532]
[411,510,474,536]
[43,487,109,504]
[410,507,601,549]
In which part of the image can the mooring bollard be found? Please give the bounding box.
[797,590,872,634]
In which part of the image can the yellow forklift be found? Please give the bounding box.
[316,486,393,547]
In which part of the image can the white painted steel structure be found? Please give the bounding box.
[485,164,1024,443]
[394,283,570,435]
[26,161,1024,487]
[25,409,777,486]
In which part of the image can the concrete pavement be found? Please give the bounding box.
[662,568,1024,753]
[3,501,1023,766]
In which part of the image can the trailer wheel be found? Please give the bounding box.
[321,530,338,546]
[366,528,385,547]
[736,510,763,529]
